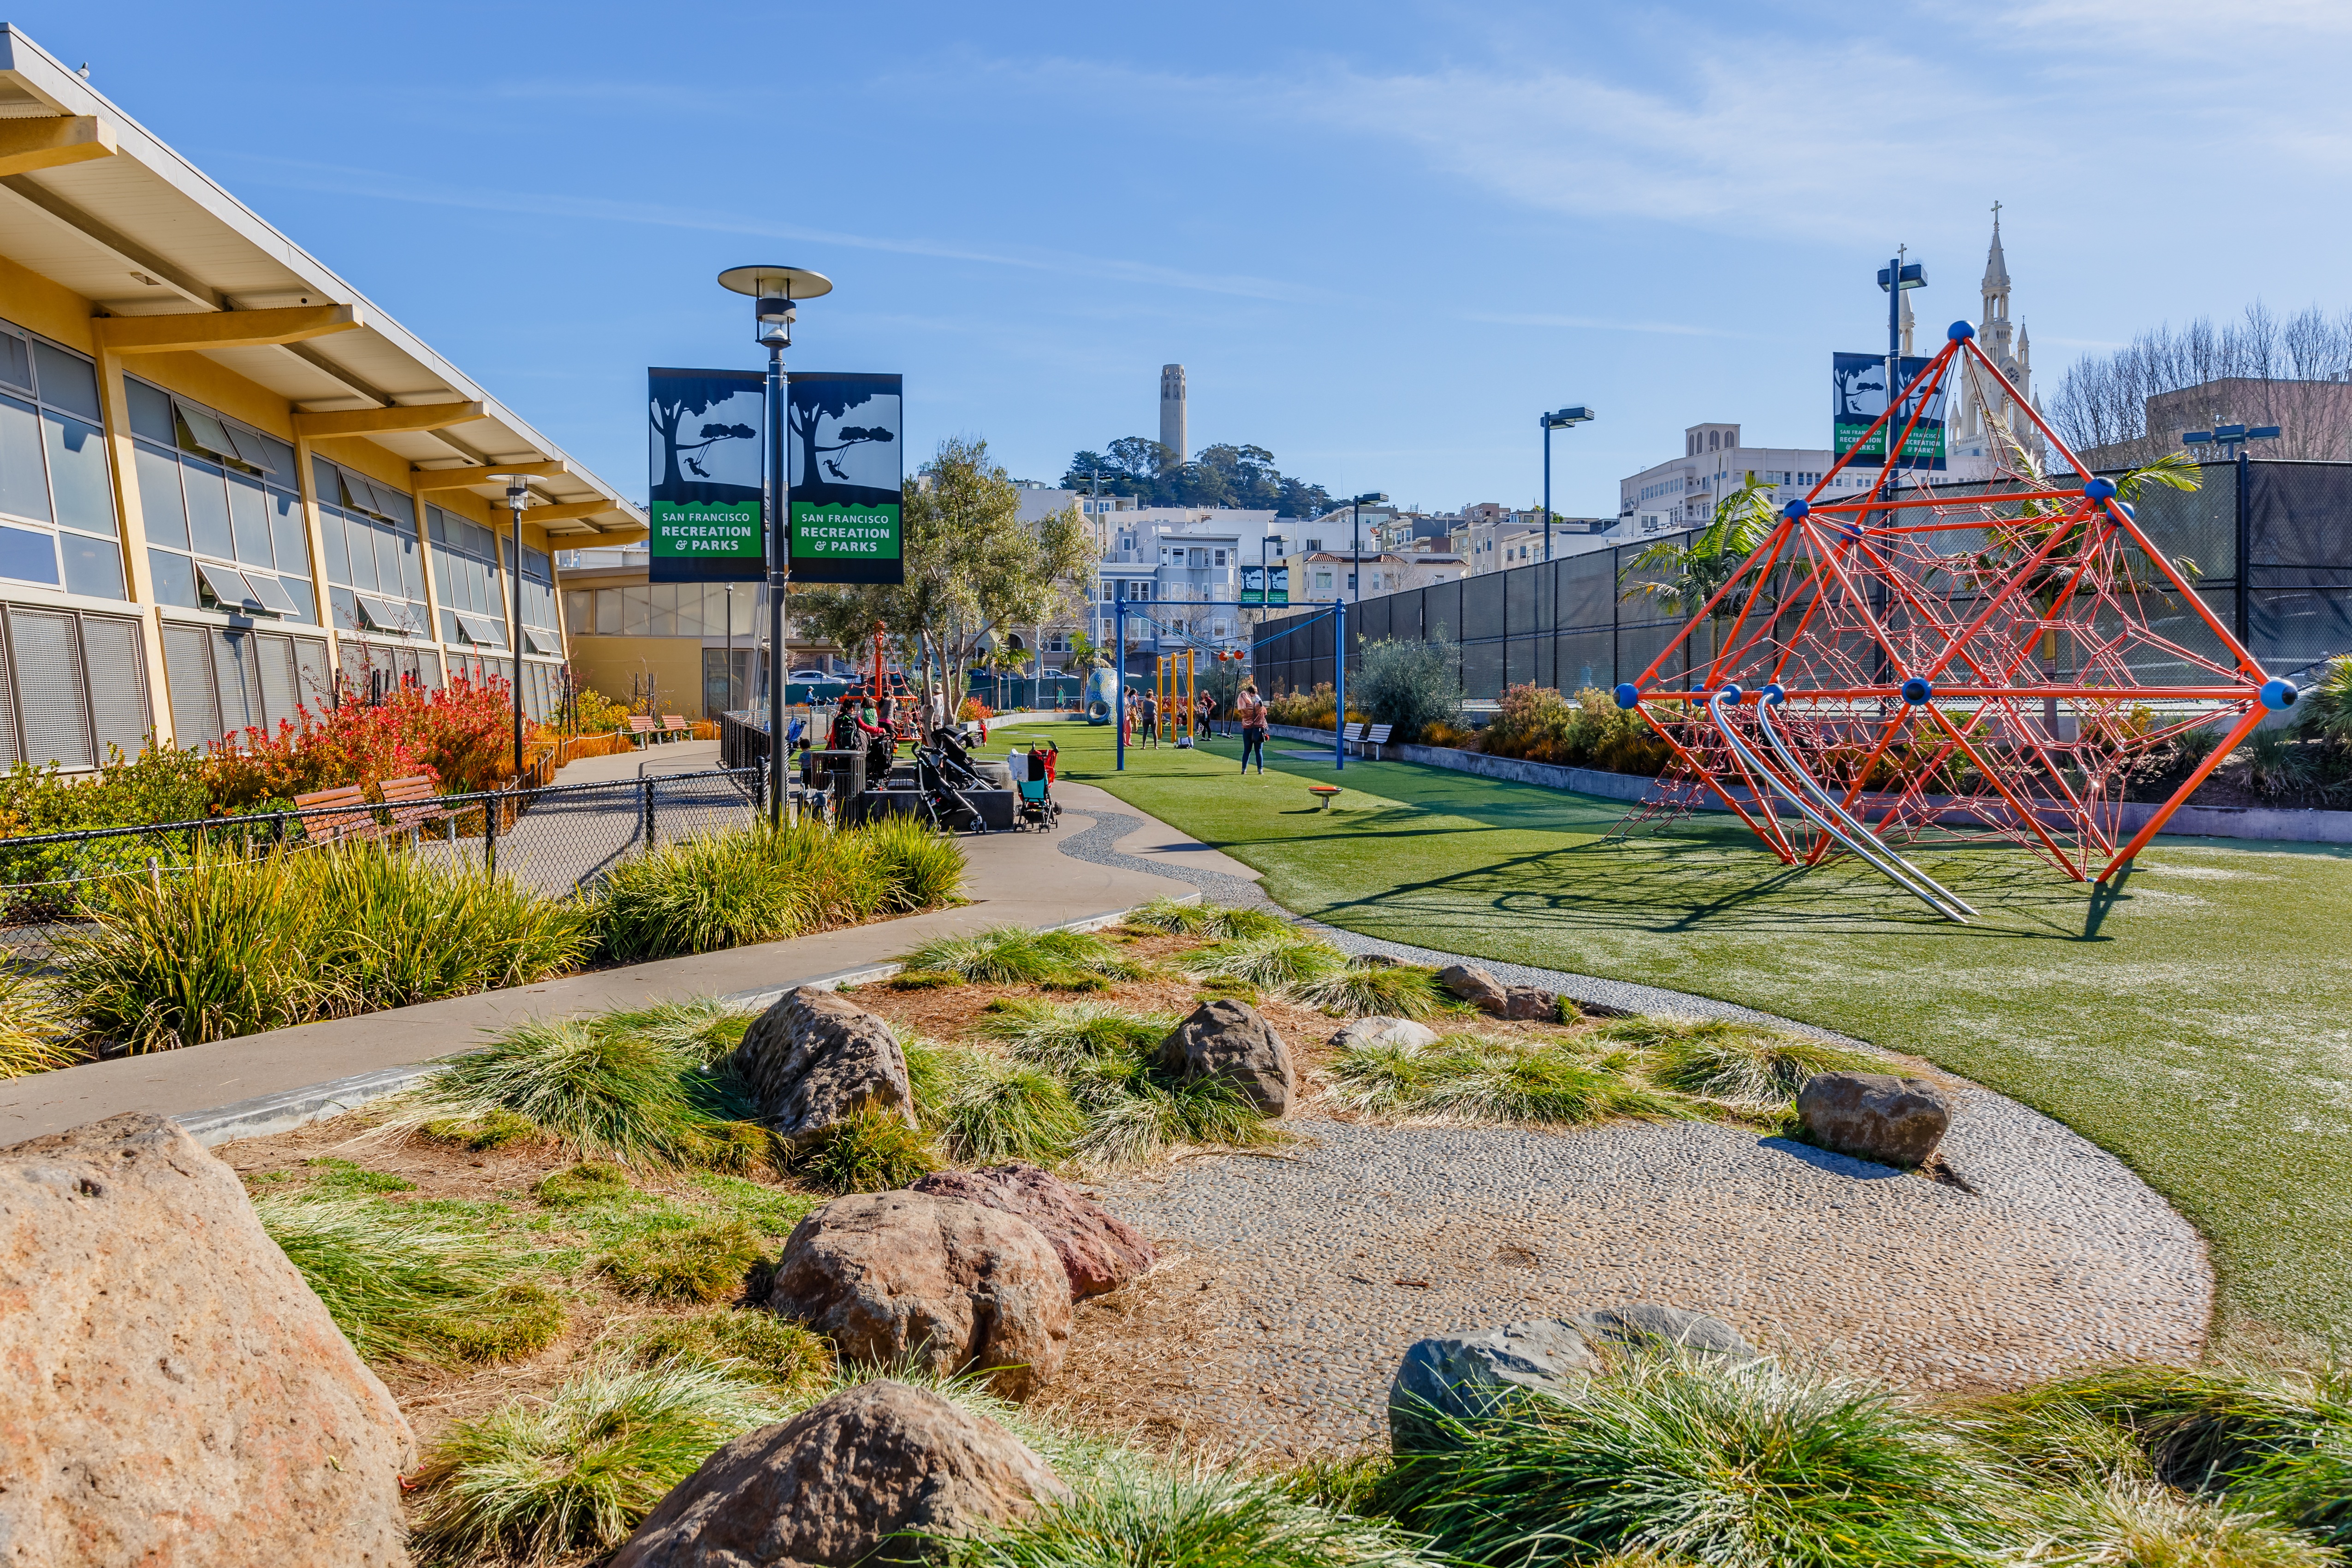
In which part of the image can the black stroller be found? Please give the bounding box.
[913,727,996,833]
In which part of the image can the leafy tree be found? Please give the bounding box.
[1354,630,1465,741]
[1619,473,1786,619]
[795,438,1097,709]
[1060,439,1332,516]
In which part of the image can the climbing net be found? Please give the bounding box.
[1616,324,2294,897]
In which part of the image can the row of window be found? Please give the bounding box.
[0,605,148,770]
[564,582,760,640]
[0,322,121,600]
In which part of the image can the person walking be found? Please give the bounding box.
[1235,680,1268,774]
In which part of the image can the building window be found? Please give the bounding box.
[306,455,428,641]
[1212,548,1227,567]
[1305,538,1321,552]
[0,320,125,600]
[159,621,331,751]
[0,604,150,767]
[1314,571,1333,590]
[570,582,754,640]
[124,376,313,623]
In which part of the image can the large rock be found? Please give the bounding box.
[0,1114,413,1567]
[1499,986,1561,1022]
[1437,963,1509,1012]
[611,1378,1067,1568]
[1389,1306,1758,1452]
[910,1162,1154,1300]
[727,986,916,1151]
[1796,1071,1952,1169]
[1329,1016,1439,1053]
[768,1192,1071,1398]
[1158,998,1297,1116]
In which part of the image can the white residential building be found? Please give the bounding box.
[1618,423,1883,535]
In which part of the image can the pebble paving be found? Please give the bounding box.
[1049,802,2214,1456]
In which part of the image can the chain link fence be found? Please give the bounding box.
[0,767,766,973]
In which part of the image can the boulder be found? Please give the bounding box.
[1437,963,1509,1012]
[1796,1071,1952,1169]
[768,1191,1071,1398]
[610,1378,1068,1568]
[910,1162,1154,1300]
[0,1114,414,1568]
[1389,1305,1759,1452]
[1158,998,1297,1117]
[1329,1016,1440,1053]
[1499,986,1560,1022]
[727,986,916,1151]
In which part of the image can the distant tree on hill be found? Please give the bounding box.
[1061,439,1333,515]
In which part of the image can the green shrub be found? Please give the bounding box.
[1387,1358,2002,1568]
[255,1194,549,1366]
[934,1055,1087,1166]
[598,1218,764,1303]
[951,1464,1431,1568]
[1181,931,1348,990]
[1619,1017,1880,1108]
[975,998,1176,1074]
[1284,959,1449,1020]
[534,1160,636,1206]
[0,969,79,1077]
[800,1105,940,1193]
[57,844,588,1053]
[406,1362,778,1566]
[857,812,968,912]
[1479,684,1672,775]
[1124,897,1289,940]
[900,925,1140,987]
[1353,630,1465,743]
[618,1309,833,1397]
[1332,1033,1679,1127]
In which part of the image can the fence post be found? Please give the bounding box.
[145,856,161,893]
[642,777,656,849]
[484,793,497,875]
[2234,449,2252,645]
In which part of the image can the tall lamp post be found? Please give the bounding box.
[503,475,529,782]
[1539,406,1595,561]
[2184,422,2281,642]
[1348,491,1386,603]
[718,264,833,827]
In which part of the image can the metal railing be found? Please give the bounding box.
[0,766,766,973]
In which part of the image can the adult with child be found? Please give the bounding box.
[1234,680,1269,774]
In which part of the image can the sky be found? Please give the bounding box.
[18,0,2352,519]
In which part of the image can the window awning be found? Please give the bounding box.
[241,572,297,615]
[455,612,508,648]
[355,594,411,633]
[196,560,262,611]
[521,627,557,656]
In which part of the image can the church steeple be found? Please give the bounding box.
[1953,202,2038,472]
[1982,202,2010,323]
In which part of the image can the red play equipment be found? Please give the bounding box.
[1616,319,2299,919]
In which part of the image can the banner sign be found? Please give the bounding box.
[787,371,903,585]
[1833,353,1947,469]
[647,368,766,582]
[1240,564,1290,607]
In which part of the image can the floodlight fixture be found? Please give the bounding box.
[1877,262,1927,291]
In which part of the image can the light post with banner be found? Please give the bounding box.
[1539,406,1594,561]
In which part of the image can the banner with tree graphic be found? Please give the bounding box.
[647,367,766,582]
[787,371,903,585]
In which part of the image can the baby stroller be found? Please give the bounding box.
[1015,746,1061,832]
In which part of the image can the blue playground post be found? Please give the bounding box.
[1115,601,1126,772]
[1333,598,1347,772]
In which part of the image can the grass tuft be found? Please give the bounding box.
[303,1156,416,1194]
[1124,896,1290,940]
[255,1194,551,1366]
[950,1463,1432,1568]
[1332,1032,1682,1127]
[2021,1477,2343,1567]
[437,1280,568,1365]
[799,1104,940,1193]
[405,1361,779,1567]
[534,1160,636,1206]
[1284,959,1451,1020]
[900,925,1142,988]
[614,1309,834,1398]
[1611,1016,1878,1108]
[1180,930,1349,990]
[975,998,1177,1074]
[0,969,79,1077]
[419,1107,541,1151]
[933,1053,1089,1166]
[596,1218,765,1303]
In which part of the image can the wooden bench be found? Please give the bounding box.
[626,714,659,748]
[1362,723,1394,760]
[377,774,452,838]
[291,783,374,844]
[661,713,691,742]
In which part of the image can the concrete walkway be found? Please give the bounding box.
[0,786,1190,1146]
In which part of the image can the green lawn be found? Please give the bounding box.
[1019,719,2352,1356]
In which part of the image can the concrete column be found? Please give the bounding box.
[90,346,173,747]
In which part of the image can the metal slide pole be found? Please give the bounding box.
[1754,693,1978,917]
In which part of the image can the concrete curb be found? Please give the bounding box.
[182,896,1190,1147]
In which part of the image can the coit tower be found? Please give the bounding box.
[1159,364,1187,465]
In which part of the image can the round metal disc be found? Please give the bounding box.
[717,265,834,300]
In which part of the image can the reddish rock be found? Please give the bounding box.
[1500,986,1561,1021]
[0,1114,414,1568]
[768,1191,1071,1398]
[612,1379,1067,1568]
[1437,963,1509,1011]
[1796,1071,1953,1169]
[911,1162,1155,1299]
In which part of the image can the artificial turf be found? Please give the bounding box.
[1009,719,2352,1356]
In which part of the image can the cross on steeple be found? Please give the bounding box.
[1991,200,2001,221]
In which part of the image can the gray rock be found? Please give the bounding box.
[1437,963,1509,1011]
[1389,1305,1760,1451]
[1499,986,1560,1022]
[727,986,916,1151]
[1329,1016,1439,1053]
[767,1191,1072,1399]
[1796,1071,1952,1169]
[0,1114,414,1568]
[610,1378,1069,1568]
[1389,1318,1600,1451]
[1159,999,1297,1117]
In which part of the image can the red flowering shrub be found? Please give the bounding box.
[207,677,517,809]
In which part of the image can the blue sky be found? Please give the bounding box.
[20,0,2352,517]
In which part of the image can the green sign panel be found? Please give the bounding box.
[1239,564,1290,606]
[647,367,766,582]
[787,371,903,585]
[1833,352,1947,470]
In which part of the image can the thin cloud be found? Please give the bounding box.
[1460,310,1755,339]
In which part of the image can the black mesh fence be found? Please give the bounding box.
[1253,457,2352,703]
[0,767,766,973]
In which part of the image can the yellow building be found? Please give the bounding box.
[0,26,643,767]
[557,546,848,719]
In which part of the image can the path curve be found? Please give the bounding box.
[1045,802,2213,1453]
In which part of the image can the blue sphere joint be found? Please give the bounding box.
[1717,683,1744,705]
[1613,682,1640,710]
[2261,678,2299,711]
[1782,498,1810,519]
[1761,683,1787,706]
[1948,320,1976,341]
[1900,677,1934,706]
[2083,477,2117,500]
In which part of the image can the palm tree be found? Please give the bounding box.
[1617,473,1787,619]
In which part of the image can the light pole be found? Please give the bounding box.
[1349,491,1386,603]
[503,475,528,782]
[1539,406,1595,561]
[718,264,833,827]
[2184,423,2281,644]
[1874,251,1926,493]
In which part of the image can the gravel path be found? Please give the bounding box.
[1044,800,2214,1455]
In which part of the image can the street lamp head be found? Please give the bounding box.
[718,265,833,347]
[1543,405,1595,428]
[1877,261,1927,291]
[1353,492,1387,505]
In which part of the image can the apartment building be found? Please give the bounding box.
[0,28,642,767]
